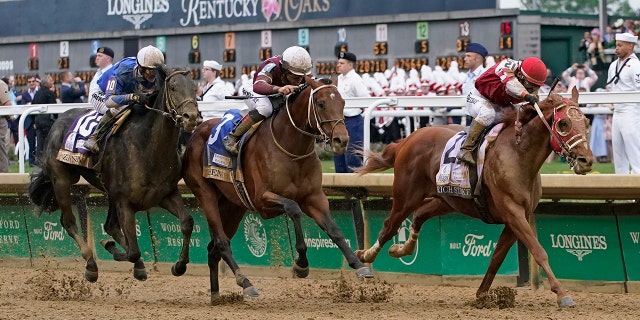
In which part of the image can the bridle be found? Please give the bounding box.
[160,69,198,128]
[527,99,588,170]
[270,83,346,160]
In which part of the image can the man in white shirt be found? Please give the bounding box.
[335,51,369,173]
[606,32,640,174]
[89,46,115,114]
[462,42,488,96]
[200,60,229,120]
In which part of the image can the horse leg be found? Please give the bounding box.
[115,203,146,281]
[272,196,309,278]
[387,198,447,258]
[206,237,223,305]
[159,190,194,277]
[476,226,517,298]
[508,215,575,307]
[52,179,98,282]
[293,192,373,279]
[100,199,128,261]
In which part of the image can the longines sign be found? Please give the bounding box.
[1,0,495,36]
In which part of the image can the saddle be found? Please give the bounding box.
[56,108,132,169]
[203,109,264,211]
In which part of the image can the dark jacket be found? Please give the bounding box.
[60,82,86,103]
[32,86,58,128]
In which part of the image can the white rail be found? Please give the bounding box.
[1,91,637,173]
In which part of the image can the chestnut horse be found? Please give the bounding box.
[28,66,199,282]
[182,77,374,304]
[355,87,593,307]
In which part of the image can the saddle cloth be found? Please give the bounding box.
[55,111,103,167]
[436,123,503,199]
[203,109,246,182]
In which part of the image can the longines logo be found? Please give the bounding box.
[549,233,607,261]
[107,0,170,29]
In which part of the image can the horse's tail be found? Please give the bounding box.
[28,170,59,214]
[355,141,402,175]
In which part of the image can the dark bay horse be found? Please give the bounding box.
[182,76,374,304]
[28,65,199,282]
[355,87,593,307]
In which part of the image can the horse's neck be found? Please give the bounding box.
[271,102,315,154]
[496,113,552,174]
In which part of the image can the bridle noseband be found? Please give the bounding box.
[270,83,346,160]
[161,70,198,128]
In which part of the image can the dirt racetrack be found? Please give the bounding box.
[1,259,639,320]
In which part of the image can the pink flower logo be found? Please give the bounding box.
[262,0,280,22]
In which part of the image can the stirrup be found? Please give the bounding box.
[83,139,100,153]
[457,150,476,165]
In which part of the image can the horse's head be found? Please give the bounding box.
[305,77,349,154]
[155,65,199,131]
[542,87,593,174]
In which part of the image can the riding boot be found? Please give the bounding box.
[83,112,114,153]
[457,120,487,166]
[222,109,266,155]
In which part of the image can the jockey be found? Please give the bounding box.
[458,56,546,165]
[84,45,165,153]
[222,45,312,155]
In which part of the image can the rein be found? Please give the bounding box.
[270,83,346,160]
[160,70,197,127]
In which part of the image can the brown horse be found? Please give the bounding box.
[182,76,374,304]
[29,66,199,282]
[355,87,593,307]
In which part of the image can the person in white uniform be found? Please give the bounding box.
[606,32,640,174]
[88,46,115,114]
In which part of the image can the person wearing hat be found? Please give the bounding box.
[89,46,115,114]
[334,51,368,173]
[200,60,229,121]
[462,42,488,96]
[458,56,547,165]
[606,32,640,174]
[0,79,11,172]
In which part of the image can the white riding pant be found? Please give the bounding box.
[465,88,497,126]
[245,95,274,118]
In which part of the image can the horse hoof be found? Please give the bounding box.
[84,270,99,283]
[171,263,187,277]
[558,296,576,308]
[292,262,309,278]
[210,293,221,306]
[243,286,260,298]
[355,266,374,279]
[133,268,148,281]
[388,244,404,258]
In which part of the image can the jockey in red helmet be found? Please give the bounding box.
[458,56,547,165]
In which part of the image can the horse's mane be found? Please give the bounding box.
[282,77,333,107]
[499,93,567,130]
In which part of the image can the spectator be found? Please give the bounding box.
[562,63,598,92]
[31,75,57,165]
[333,51,368,173]
[461,42,488,96]
[588,88,613,163]
[587,33,606,70]
[200,60,230,120]
[59,70,86,103]
[1,76,18,149]
[606,32,640,174]
[603,26,616,48]
[578,31,593,64]
[89,46,115,115]
[19,75,39,167]
[0,79,11,172]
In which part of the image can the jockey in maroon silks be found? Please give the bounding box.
[459,56,547,165]
[222,46,312,155]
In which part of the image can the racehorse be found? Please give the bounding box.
[355,87,593,307]
[28,65,199,282]
[182,76,374,304]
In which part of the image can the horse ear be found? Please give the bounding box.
[571,86,579,103]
